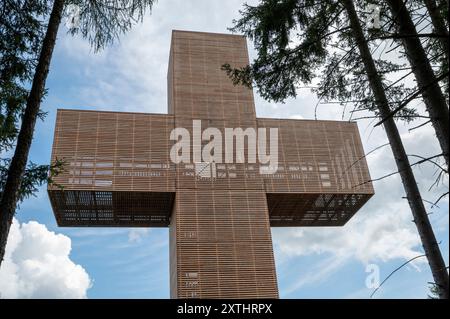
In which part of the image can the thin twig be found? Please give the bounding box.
[408,154,448,174]
[370,254,426,298]
[433,192,449,208]
[339,143,390,178]
[374,72,449,127]
[409,120,431,132]
[354,154,444,187]
[373,32,449,40]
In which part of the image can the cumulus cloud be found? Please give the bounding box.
[0,219,91,299]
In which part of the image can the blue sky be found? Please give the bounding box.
[0,0,448,299]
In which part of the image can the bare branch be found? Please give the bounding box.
[433,192,449,208]
[370,254,426,298]
[372,32,449,40]
[338,143,390,179]
[354,154,445,188]
[375,71,449,127]
[409,120,431,132]
[408,154,448,174]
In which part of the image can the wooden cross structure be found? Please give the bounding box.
[48,30,374,298]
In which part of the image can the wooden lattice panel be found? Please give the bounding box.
[170,190,278,299]
[267,193,373,227]
[257,118,373,194]
[48,109,175,226]
[49,190,174,227]
[173,118,263,191]
[257,118,374,226]
[169,30,255,121]
[50,109,175,192]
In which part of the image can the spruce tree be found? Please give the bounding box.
[224,0,449,298]
[0,0,156,267]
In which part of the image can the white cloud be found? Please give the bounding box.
[0,219,91,299]
[273,202,422,264]
[128,229,151,243]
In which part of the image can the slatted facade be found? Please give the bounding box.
[48,110,175,227]
[259,118,374,226]
[168,30,278,299]
[48,30,374,299]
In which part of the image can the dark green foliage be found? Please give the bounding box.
[224,0,418,120]
[0,0,158,268]
[0,158,64,205]
[66,0,156,51]
[1,0,158,206]
[419,0,449,102]
[315,26,418,120]
[0,0,50,152]
[223,0,342,102]
[226,0,449,298]
[0,0,58,204]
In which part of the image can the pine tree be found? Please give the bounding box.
[224,0,449,298]
[0,0,156,267]
[1,1,62,221]
[384,0,449,168]
[1,0,48,151]
[423,0,449,60]
[343,0,448,299]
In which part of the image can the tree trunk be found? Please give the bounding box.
[386,0,449,169]
[0,0,65,266]
[424,0,449,60]
[342,0,449,299]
